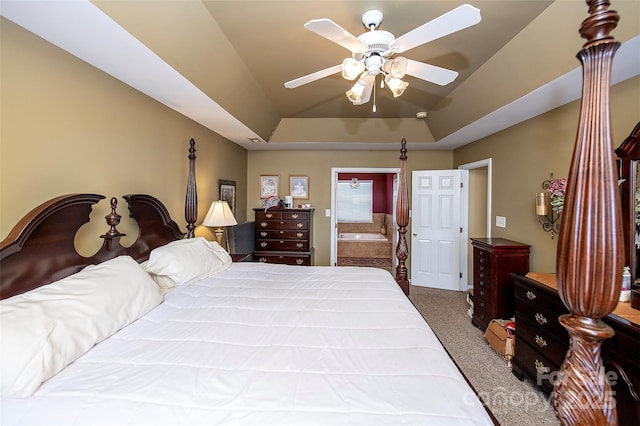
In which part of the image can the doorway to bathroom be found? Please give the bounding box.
[330,168,400,270]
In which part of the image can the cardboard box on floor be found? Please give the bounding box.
[484,319,515,366]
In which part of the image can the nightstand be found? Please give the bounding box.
[231,253,250,263]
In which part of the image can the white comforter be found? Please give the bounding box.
[2,263,493,425]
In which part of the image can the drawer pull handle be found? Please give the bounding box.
[479,258,484,263]
[526,291,537,300]
[260,232,267,237]
[297,232,304,238]
[535,359,550,374]
[279,240,285,244]
[260,222,267,228]
[296,259,303,265]
[265,213,273,218]
[535,313,548,325]
[260,242,267,248]
[535,335,548,348]
[296,223,303,228]
[280,230,285,234]
[291,214,299,219]
[280,221,285,225]
[296,243,303,248]
[479,290,485,296]
[259,257,267,263]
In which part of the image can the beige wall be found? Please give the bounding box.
[247,150,453,265]
[1,19,248,254]
[454,76,640,273]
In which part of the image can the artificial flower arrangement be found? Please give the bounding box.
[546,177,567,212]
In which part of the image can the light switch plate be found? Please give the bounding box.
[496,216,506,228]
[325,209,331,217]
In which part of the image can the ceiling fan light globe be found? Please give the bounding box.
[384,56,407,79]
[341,58,365,80]
[346,78,366,103]
[386,77,408,97]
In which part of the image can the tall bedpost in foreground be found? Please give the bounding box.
[552,1,622,424]
[395,138,410,295]
[185,139,198,238]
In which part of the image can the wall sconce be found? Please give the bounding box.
[535,176,561,238]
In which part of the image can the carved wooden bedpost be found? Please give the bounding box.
[395,139,410,295]
[185,139,198,238]
[552,1,622,424]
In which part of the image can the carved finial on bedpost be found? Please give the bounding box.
[395,138,410,295]
[551,1,621,425]
[185,139,198,239]
[100,197,126,251]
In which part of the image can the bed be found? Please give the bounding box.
[0,139,495,425]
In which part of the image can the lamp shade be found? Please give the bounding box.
[202,201,237,227]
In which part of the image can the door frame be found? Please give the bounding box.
[458,158,492,289]
[330,167,400,266]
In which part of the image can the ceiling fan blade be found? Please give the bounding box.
[284,64,343,89]
[394,4,481,53]
[304,18,367,53]
[353,75,375,105]
[405,59,458,86]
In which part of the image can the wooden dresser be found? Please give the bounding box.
[511,273,640,425]
[470,238,530,331]
[253,208,314,265]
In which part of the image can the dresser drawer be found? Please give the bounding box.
[516,313,568,367]
[282,211,309,221]
[256,229,308,240]
[256,239,309,251]
[255,211,283,220]
[255,252,312,266]
[514,340,558,394]
[473,305,492,330]
[515,296,566,338]
[256,220,308,230]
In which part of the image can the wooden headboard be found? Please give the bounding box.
[0,141,199,300]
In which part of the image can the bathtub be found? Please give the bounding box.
[338,232,388,241]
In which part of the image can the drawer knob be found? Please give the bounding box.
[296,259,303,265]
[265,213,273,218]
[291,214,299,219]
[259,257,267,263]
[260,242,267,248]
[260,231,267,237]
[279,230,285,234]
[526,290,537,300]
[535,335,548,348]
[297,232,304,238]
[296,223,303,228]
[535,359,550,374]
[535,313,548,325]
[260,222,267,228]
[297,243,303,248]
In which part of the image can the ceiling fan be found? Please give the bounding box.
[284,4,481,110]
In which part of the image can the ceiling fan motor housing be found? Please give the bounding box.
[357,31,395,57]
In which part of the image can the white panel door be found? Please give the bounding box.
[411,170,463,290]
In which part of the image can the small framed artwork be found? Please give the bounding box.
[290,175,309,199]
[259,175,279,199]
[218,179,236,215]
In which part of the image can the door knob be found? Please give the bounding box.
[412,233,417,236]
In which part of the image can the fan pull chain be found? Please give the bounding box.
[373,79,377,112]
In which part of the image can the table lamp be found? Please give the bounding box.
[202,200,237,248]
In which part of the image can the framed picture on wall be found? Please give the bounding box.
[289,175,309,199]
[218,179,236,215]
[259,175,279,199]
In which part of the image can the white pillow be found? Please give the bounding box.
[143,237,232,285]
[0,256,162,398]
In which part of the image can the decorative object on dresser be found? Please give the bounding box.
[253,208,314,265]
[511,273,640,426]
[470,237,530,331]
[202,200,237,248]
